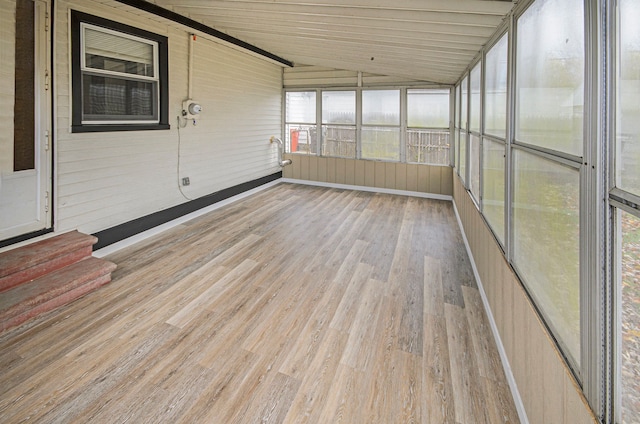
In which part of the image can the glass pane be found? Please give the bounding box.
[482,139,505,243]
[461,76,468,130]
[469,134,481,201]
[620,210,640,423]
[455,84,461,128]
[82,74,157,121]
[322,91,355,124]
[513,150,580,365]
[516,0,584,156]
[485,34,508,139]
[286,124,317,154]
[407,89,450,128]
[363,90,400,125]
[286,91,316,124]
[617,0,640,196]
[13,0,35,171]
[470,63,481,133]
[84,26,154,77]
[322,125,356,158]
[361,127,400,161]
[459,131,468,182]
[406,129,449,165]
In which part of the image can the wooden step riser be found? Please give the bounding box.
[0,273,113,334]
[0,258,117,322]
[0,246,94,293]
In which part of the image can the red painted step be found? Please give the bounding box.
[0,231,97,293]
[0,256,117,334]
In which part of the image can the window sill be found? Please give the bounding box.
[71,123,171,133]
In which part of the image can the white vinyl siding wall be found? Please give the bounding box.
[54,0,282,235]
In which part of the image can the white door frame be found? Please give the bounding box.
[0,0,52,242]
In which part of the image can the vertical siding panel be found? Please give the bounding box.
[395,163,407,191]
[374,161,385,188]
[564,372,594,423]
[291,154,301,179]
[282,157,451,196]
[317,156,328,182]
[406,164,418,192]
[491,255,504,351]
[502,273,516,366]
[326,157,336,184]
[355,159,366,186]
[299,155,310,180]
[417,165,429,193]
[309,156,319,181]
[543,339,566,422]
[345,159,356,185]
[526,313,545,424]
[384,162,396,189]
[283,154,295,178]
[428,166,442,195]
[512,288,528,410]
[335,158,346,184]
[364,160,375,187]
[441,166,453,195]
[488,242,501,314]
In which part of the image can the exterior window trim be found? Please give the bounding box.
[70,10,169,132]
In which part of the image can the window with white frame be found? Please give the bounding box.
[284,87,452,165]
[285,91,317,154]
[406,89,450,165]
[361,89,401,161]
[482,32,508,245]
[459,76,469,184]
[451,0,640,419]
[615,1,640,421]
[469,62,482,202]
[322,91,356,158]
[514,0,584,369]
[71,11,169,132]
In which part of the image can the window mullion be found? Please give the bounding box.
[316,89,322,156]
[356,89,362,160]
[400,88,407,163]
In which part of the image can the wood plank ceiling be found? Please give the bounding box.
[146,0,515,84]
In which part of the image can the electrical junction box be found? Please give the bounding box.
[182,100,202,119]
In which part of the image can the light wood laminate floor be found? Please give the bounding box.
[0,183,519,423]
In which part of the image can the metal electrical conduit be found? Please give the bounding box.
[270,136,292,167]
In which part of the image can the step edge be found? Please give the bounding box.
[0,231,98,277]
[0,247,96,293]
[0,273,113,334]
[0,258,116,319]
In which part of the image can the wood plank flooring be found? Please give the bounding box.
[0,183,519,423]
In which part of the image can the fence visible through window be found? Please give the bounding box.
[406,129,450,165]
[322,126,356,158]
